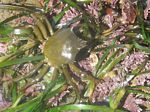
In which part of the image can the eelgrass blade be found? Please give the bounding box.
[131,58,148,74]
[13,27,33,36]
[0,24,14,35]
[0,42,36,63]
[129,86,150,93]
[94,40,115,77]
[3,70,64,112]
[138,70,150,75]
[127,89,150,98]
[0,4,39,12]
[11,78,18,103]
[60,0,80,9]
[53,6,70,24]
[0,13,30,25]
[84,80,95,98]
[0,37,12,42]
[109,88,126,110]
[11,95,24,108]
[133,41,150,54]
[3,97,39,112]
[137,1,150,44]
[97,49,119,76]
[97,45,132,78]
[0,55,44,68]
[126,59,150,85]
[47,104,126,112]
[77,0,92,2]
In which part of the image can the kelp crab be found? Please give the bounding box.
[43,28,97,101]
[0,4,99,102]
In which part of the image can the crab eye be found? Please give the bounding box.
[43,28,84,67]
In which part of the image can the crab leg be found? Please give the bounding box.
[42,15,54,36]
[32,25,46,42]
[69,63,100,83]
[31,13,54,40]
[32,14,48,39]
[21,64,49,91]
[0,4,53,41]
[69,63,101,101]
[32,13,54,36]
[13,62,44,82]
[62,64,80,103]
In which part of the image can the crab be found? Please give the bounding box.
[0,3,100,102]
[33,15,100,102]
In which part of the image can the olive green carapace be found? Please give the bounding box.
[43,28,84,67]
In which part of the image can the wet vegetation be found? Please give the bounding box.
[0,0,150,112]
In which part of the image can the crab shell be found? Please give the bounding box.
[43,28,84,67]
